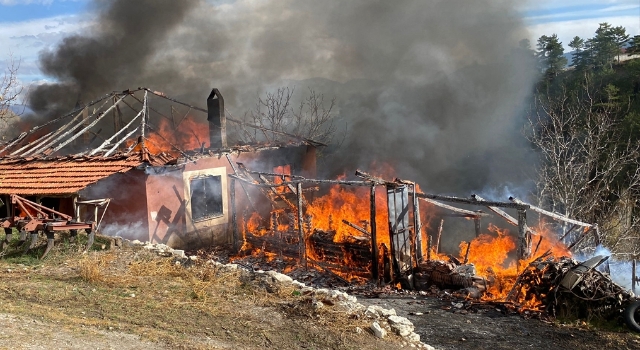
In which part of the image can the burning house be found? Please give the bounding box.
[0,88,318,255]
[2,86,639,330]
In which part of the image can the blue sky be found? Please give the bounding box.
[0,0,639,85]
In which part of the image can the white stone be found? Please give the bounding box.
[313,301,324,310]
[155,244,170,251]
[355,327,363,334]
[292,280,306,288]
[388,315,414,337]
[314,288,330,296]
[365,305,397,318]
[423,345,436,350]
[131,240,142,245]
[225,264,238,270]
[189,255,198,261]
[171,250,185,259]
[405,332,420,342]
[265,270,293,284]
[370,322,386,338]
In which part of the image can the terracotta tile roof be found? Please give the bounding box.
[0,155,143,195]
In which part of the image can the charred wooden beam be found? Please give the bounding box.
[463,241,472,264]
[517,209,531,259]
[228,174,375,187]
[341,219,370,236]
[472,194,537,237]
[231,178,240,253]
[50,95,127,154]
[412,183,423,262]
[509,197,593,228]
[567,225,597,251]
[259,175,304,210]
[418,197,488,217]
[90,108,143,155]
[435,218,444,256]
[225,157,258,213]
[415,192,529,210]
[297,182,306,267]
[354,169,386,185]
[370,185,378,280]
[558,224,579,243]
[244,169,305,179]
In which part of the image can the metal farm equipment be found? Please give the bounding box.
[0,194,103,259]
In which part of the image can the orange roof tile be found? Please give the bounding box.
[0,155,143,195]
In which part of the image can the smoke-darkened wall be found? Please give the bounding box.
[28,0,537,193]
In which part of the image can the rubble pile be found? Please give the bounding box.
[206,260,433,348]
[510,255,634,319]
[413,259,488,297]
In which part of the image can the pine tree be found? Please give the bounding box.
[536,34,567,79]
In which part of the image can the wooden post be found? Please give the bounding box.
[463,241,471,264]
[230,178,239,253]
[426,226,432,261]
[474,217,481,237]
[435,218,444,255]
[517,209,530,259]
[412,184,423,263]
[296,183,306,267]
[73,195,80,221]
[370,185,378,281]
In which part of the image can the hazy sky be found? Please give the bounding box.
[0,0,638,86]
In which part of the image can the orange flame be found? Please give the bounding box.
[129,116,209,155]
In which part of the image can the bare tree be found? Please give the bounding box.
[237,87,341,146]
[527,75,640,255]
[0,55,22,130]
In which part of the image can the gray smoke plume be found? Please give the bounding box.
[28,0,199,116]
[29,0,537,193]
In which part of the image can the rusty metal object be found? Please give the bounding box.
[1,194,98,259]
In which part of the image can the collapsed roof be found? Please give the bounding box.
[0,87,323,195]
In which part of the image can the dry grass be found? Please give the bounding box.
[78,252,116,283]
[0,247,403,349]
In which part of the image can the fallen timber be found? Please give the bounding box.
[507,255,634,321]
[243,228,371,279]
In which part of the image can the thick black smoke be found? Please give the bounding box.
[29,0,537,193]
[29,0,199,116]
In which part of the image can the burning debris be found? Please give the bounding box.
[507,255,633,319]
[226,163,640,331]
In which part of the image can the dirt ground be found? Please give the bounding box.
[0,235,639,349]
[361,294,640,350]
[0,237,408,350]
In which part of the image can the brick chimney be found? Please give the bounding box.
[207,88,227,149]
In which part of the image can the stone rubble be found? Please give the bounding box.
[370,321,387,338]
[130,240,186,259]
[125,239,434,348]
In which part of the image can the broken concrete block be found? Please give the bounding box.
[405,332,420,342]
[388,315,414,337]
[370,321,386,338]
[171,249,185,259]
[265,270,293,284]
[365,305,397,318]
